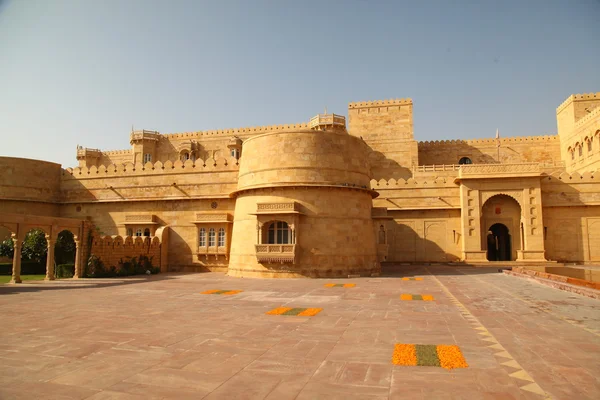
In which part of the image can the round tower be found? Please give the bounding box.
[228,113,380,278]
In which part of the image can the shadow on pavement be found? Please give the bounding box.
[0,273,184,295]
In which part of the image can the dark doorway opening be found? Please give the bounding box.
[486,223,512,261]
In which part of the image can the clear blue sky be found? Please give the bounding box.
[1,0,599,167]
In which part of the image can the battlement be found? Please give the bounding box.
[348,98,412,109]
[543,170,600,183]
[101,149,132,156]
[418,135,558,148]
[162,122,311,139]
[62,157,240,179]
[370,177,456,188]
[556,92,600,113]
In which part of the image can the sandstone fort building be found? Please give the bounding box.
[1,92,599,281]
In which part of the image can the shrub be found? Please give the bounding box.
[56,264,75,278]
[84,255,160,278]
[85,255,105,277]
[0,261,46,275]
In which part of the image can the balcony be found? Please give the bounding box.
[309,113,346,131]
[76,147,101,160]
[130,130,160,144]
[255,244,296,264]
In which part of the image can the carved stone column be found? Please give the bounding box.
[256,222,263,244]
[10,236,22,284]
[73,239,81,279]
[289,224,296,244]
[45,235,55,281]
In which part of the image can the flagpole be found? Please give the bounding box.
[496,128,500,163]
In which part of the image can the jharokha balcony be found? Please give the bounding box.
[309,113,346,131]
[255,244,296,264]
[129,129,160,145]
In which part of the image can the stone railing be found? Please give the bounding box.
[256,202,298,213]
[130,130,161,144]
[255,244,296,264]
[309,113,346,129]
[458,163,541,179]
[414,164,461,172]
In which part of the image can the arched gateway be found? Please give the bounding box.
[482,194,521,261]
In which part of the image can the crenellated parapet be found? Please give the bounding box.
[542,170,600,183]
[162,123,310,139]
[63,157,240,178]
[102,149,132,156]
[557,92,600,113]
[90,233,162,271]
[348,98,412,109]
[418,135,559,148]
[370,177,456,188]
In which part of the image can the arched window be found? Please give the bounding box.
[578,145,583,157]
[143,153,152,163]
[199,228,206,247]
[218,228,225,247]
[267,221,291,244]
[135,228,142,237]
[587,140,593,153]
[230,149,240,159]
[126,228,133,237]
[181,152,190,162]
[144,228,150,237]
[458,157,472,165]
[208,228,216,247]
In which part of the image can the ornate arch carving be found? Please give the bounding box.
[480,191,523,209]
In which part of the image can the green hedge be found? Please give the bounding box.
[85,255,160,278]
[0,261,46,275]
[56,264,75,278]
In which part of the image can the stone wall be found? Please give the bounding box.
[541,171,600,263]
[229,128,378,278]
[228,187,378,278]
[60,158,239,203]
[348,99,418,179]
[89,234,162,270]
[0,157,62,215]
[418,136,561,166]
[83,123,313,168]
[59,198,235,271]
[385,209,462,262]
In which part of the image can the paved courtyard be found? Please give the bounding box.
[1,266,599,400]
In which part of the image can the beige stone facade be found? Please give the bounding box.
[1,92,599,280]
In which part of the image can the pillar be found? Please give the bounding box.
[459,185,488,262]
[73,239,81,279]
[45,235,55,281]
[10,237,22,284]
